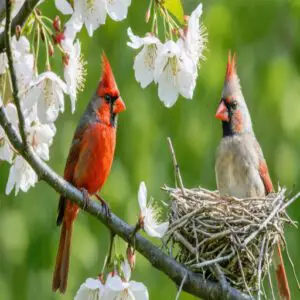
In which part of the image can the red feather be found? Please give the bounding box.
[258,160,273,194]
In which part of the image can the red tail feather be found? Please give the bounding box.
[274,242,290,300]
[52,221,73,293]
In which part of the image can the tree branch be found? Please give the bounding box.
[5,0,27,145]
[0,1,251,299]
[0,0,41,53]
[0,108,251,300]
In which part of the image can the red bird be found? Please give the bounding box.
[52,53,126,293]
[215,53,290,299]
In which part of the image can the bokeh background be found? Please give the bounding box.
[1,0,300,299]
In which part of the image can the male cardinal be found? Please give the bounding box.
[215,53,290,299]
[52,53,126,293]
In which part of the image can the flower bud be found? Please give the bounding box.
[145,9,151,23]
[63,53,69,66]
[53,32,65,45]
[126,245,136,270]
[53,16,61,32]
[184,15,189,24]
[48,42,54,57]
[35,8,42,16]
[15,25,21,40]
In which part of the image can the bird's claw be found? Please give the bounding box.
[95,194,111,219]
[80,188,90,210]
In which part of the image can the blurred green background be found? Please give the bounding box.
[1,0,300,299]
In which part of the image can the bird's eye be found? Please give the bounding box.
[104,94,111,102]
[231,101,238,110]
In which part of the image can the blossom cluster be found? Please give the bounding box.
[55,0,132,37]
[127,3,206,107]
[0,0,133,195]
[75,260,148,300]
[0,36,68,195]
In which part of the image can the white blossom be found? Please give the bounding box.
[138,182,169,238]
[127,28,161,89]
[62,14,83,48]
[74,278,105,300]
[55,0,131,37]
[74,0,107,37]
[154,40,197,107]
[63,39,86,113]
[27,120,56,161]
[0,101,18,163]
[55,0,73,15]
[104,0,132,22]
[105,260,149,300]
[181,3,206,65]
[11,36,34,92]
[5,155,38,195]
[24,71,67,124]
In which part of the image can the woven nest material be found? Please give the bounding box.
[163,186,298,296]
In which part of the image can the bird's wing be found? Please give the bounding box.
[252,136,273,194]
[56,126,87,226]
[258,159,273,194]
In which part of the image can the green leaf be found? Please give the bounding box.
[163,0,184,24]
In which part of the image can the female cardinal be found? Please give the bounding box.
[215,53,290,299]
[52,53,126,293]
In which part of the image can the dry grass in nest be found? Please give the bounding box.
[163,186,299,297]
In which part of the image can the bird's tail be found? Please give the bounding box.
[273,241,290,300]
[52,220,73,293]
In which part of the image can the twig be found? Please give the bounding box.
[175,271,187,300]
[267,268,276,300]
[236,247,253,298]
[257,236,266,300]
[191,249,235,269]
[242,201,282,247]
[285,239,300,289]
[167,137,186,196]
[279,192,300,213]
[5,0,27,146]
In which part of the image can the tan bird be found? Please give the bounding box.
[215,52,290,300]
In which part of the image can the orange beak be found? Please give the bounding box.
[215,101,229,122]
[113,97,126,114]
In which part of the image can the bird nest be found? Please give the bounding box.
[163,186,298,296]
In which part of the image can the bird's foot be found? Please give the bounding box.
[95,194,111,219]
[80,188,90,210]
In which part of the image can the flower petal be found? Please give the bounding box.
[74,277,104,300]
[121,259,131,282]
[133,47,154,88]
[55,0,73,15]
[106,274,126,292]
[130,281,149,300]
[105,0,131,21]
[138,181,147,212]
[127,27,143,49]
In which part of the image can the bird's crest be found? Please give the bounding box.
[97,52,119,97]
[225,51,237,81]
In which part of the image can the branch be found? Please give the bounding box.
[5,0,27,145]
[0,112,251,300]
[0,2,250,299]
[0,0,41,53]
